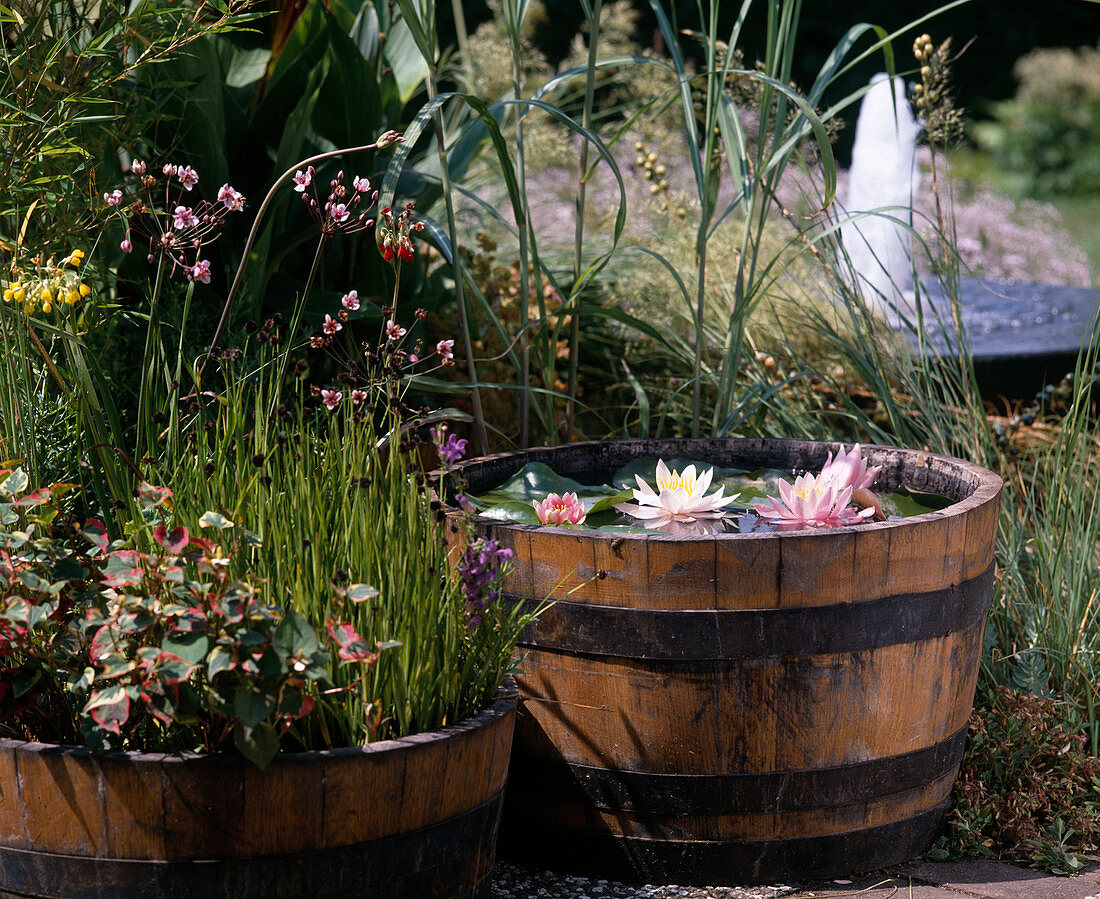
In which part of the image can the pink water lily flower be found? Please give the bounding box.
[754,472,874,530]
[818,443,881,492]
[615,460,738,526]
[533,492,587,526]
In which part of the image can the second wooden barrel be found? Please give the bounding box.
[448,438,1002,884]
[0,683,517,899]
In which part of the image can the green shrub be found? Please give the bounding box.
[932,688,1100,874]
[979,45,1100,195]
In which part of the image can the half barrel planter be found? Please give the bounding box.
[445,438,1002,884]
[0,682,517,899]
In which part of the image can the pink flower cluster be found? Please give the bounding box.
[754,444,881,530]
[102,160,246,284]
[294,167,376,237]
[311,288,458,414]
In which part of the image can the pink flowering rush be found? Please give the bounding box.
[615,459,737,526]
[533,492,587,526]
[321,389,342,411]
[818,444,880,492]
[754,472,874,530]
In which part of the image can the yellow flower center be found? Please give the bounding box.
[657,469,695,493]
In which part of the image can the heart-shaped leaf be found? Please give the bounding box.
[153,524,190,554]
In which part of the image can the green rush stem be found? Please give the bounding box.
[565,0,602,442]
[135,257,166,462]
[268,234,326,422]
[510,33,532,448]
[425,66,489,455]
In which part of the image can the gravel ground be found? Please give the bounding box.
[487,861,799,899]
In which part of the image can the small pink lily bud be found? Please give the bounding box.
[533,492,587,526]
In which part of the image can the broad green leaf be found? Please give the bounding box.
[384,14,429,104]
[348,2,379,61]
[346,583,379,603]
[224,46,271,88]
[50,555,85,582]
[274,609,319,656]
[0,468,28,496]
[199,510,234,530]
[235,721,279,769]
[163,633,209,666]
[207,644,233,679]
[313,26,383,147]
[234,683,276,728]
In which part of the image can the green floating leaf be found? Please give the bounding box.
[478,462,618,506]
[881,486,954,519]
[584,491,633,515]
[478,501,541,525]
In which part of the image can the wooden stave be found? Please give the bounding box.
[0,684,516,898]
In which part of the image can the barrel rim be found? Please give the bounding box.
[0,679,518,766]
[443,437,1003,542]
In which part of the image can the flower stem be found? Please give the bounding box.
[267,235,327,422]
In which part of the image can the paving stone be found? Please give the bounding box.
[488,858,1100,899]
[895,858,1100,899]
[788,875,965,899]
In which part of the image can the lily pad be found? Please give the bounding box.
[476,462,618,506]
[882,486,954,518]
[478,501,542,525]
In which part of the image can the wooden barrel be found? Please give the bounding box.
[0,683,517,899]
[447,438,1002,884]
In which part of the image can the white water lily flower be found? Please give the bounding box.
[615,459,738,526]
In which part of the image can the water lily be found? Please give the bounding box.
[754,472,874,530]
[615,460,738,526]
[818,443,880,492]
[533,492,587,526]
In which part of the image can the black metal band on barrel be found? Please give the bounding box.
[500,798,952,885]
[0,793,502,899]
[504,563,993,660]
[510,725,966,816]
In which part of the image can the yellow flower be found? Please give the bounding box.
[79,283,91,297]
[13,288,25,303]
[40,288,52,304]
[64,288,79,305]
[2,288,12,302]
[66,249,84,267]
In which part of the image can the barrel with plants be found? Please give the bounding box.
[446,437,1002,883]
